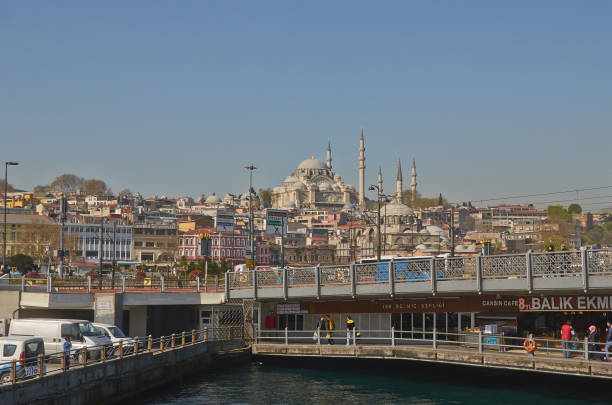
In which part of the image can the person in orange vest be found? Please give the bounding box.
[523,333,536,357]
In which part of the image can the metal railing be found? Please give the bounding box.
[227,248,612,297]
[254,327,612,363]
[0,326,243,386]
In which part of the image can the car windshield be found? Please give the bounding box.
[108,327,126,338]
[78,322,101,336]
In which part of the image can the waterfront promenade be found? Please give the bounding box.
[253,328,612,380]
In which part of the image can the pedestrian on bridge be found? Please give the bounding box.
[561,320,575,358]
[605,322,612,362]
[63,336,72,370]
[325,314,335,345]
[316,315,326,344]
[523,334,536,357]
[346,316,355,346]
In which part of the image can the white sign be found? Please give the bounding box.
[216,210,235,232]
[265,209,288,236]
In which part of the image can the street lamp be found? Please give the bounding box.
[245,164,257,270]
[368,184,383,262]
[3,161,18,270]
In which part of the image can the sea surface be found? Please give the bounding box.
[135,359,609,405]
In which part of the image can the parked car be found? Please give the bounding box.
[8,319,112,360]
[0,336,45,384]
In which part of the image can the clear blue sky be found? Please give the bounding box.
[2,1,611,209]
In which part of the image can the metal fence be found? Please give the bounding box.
[0,326,243,386]
[254,327,612,363]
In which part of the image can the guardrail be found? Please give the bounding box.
[0,326,243,386]
[254,327,612,363]
[227,248,612,298]
[2,275,226,294]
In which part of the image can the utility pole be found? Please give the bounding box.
[245,164,257,270]
[450,206,455,257]
[3,161,18,270]
[111,221,117,288]
[98,221,103,290]
[59,196,66,278]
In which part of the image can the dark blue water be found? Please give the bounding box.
[136,360,609,404]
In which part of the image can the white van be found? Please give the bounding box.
[92,323,133,345]
[8,319,111,359]
[0,337,45,384]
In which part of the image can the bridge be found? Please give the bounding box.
[227,248,612,300]
[252,327,612,380]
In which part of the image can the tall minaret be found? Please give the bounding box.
[326,139,332,170]
[411,158,417,206]
[358,129,366,209]
[396,158,403,203]
[377,166,383,195]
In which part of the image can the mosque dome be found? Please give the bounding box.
[297,156,327,170]
[205,193,221,203]
[284,175,299,184]
[383,202,414,216]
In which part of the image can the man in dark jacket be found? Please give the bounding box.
[605,322,612,361]
[588,325,601,360]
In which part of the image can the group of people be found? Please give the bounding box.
[523,320,612,361]
[315,315,356,346]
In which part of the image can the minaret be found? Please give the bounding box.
[396,158,403,203]
[411,158,417,206]
[377,166,383,195]
[326,139,332,170]
[358,129,366,209]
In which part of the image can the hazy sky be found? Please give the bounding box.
[2,1,611,209]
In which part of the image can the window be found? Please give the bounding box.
[3,344,16,357]
[145,228,155,235]
[134,241,143,247]
[146,242,154,247]
[25,341,44,359]
[61,324,81,339]
[156,229,165,235]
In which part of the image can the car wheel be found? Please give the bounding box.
[0,372,10,384]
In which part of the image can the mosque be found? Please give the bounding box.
[270,130,418,213]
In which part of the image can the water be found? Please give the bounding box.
[136,359,610,405]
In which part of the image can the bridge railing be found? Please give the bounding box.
[254,327,608,363]
[227,248,612,297]
[0,325,244,386]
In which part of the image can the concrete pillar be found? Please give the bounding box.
[128,306,147,337]
[94,293,124,330]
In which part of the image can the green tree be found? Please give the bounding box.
[259,188,273,208]
[8,254,34,270]
[604,222,612,232]
[567,204,582,214]
[547,205,572,221]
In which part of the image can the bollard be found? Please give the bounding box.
[191,330,195,345]
[10,360,16,384]
[118,341,123,358]
[171,334,175,349]
[181,331,186,346]
[101,344,106,362]
[147,335,153,351]
[37,354,43,378]
[134,337,139,355]
[285,327,289,345]
[584,337,589,360]
[478,331,483,353]
[391,326,395,347]
[196,276,200,293]
[160,336,165,352]
[60,353,66,371]
[204,328,208,342]
[81,348,87,366]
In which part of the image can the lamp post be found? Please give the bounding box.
[368,185,382,262]
[245,164,257,270]
[3,162,18,270]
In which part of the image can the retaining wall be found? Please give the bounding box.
[0,340,250,405]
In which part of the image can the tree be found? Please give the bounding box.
[8,254,34,270]
[547,205,572,221]
[259,188,273,208]
[33,184,51,194]
[83,179,109,196]
[118,189,133,199]
[567,204,582,215]
[51,174,85,193]
[0,179,16,192]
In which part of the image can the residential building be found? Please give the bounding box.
[132,223,177,262]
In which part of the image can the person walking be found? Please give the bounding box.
[315,315,326,344]
[63,336,72,370]
[605,322,612,362]
[326,314,335,345]
[523,334,536,357]
[346,316,356,346]
[588,325,602,360]
[561,320,575,358]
